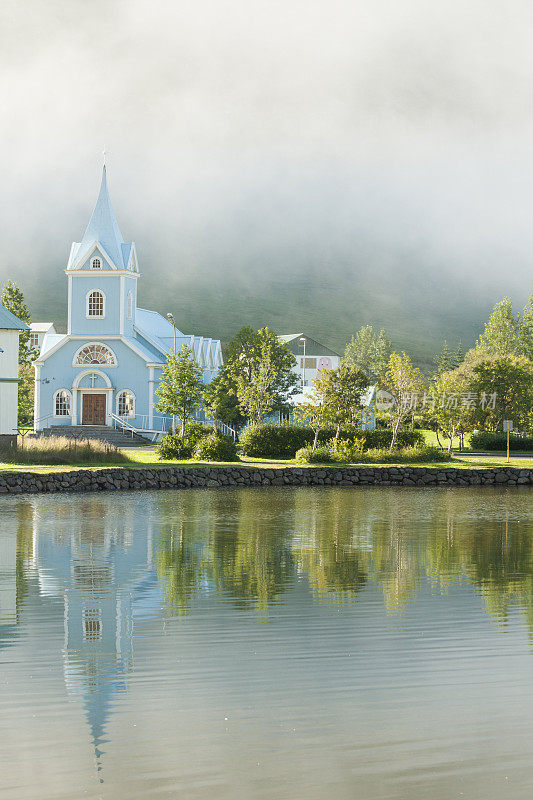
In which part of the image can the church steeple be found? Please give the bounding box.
[77,167,127,269]
[66,165,139,336]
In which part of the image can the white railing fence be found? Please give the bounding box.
[35,410,237,443]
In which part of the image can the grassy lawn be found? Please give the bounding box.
[0,447,532,474]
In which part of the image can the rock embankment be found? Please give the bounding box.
[0,465,531,494]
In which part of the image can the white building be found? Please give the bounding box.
[30,323,57,353]
[279,333,342,392]
[278,333,376,430]
[0,303,29,447]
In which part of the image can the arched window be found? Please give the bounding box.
[87,290,105,318]
[127,291,133,320]
[91,258,101,270]
[54,389,71,416]
[117,390,135,417]
[74,343,116,366]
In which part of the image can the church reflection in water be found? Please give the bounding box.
[3,487,533,784]
[28,497,161,778]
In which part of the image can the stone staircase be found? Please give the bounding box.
[37,425,152,448]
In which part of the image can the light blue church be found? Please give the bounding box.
[34,167,222,435]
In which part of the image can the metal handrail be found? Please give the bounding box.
[109,412,140,439]
[33,414,53,432]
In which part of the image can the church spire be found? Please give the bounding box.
[78,166,126,269]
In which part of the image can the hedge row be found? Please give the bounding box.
[239,424,424,459]
[470,431,533,452]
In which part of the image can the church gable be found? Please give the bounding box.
[73,245,116,272]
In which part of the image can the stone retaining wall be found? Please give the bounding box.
[0,465,531,494]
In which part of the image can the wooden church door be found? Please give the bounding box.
[82,394,106,425]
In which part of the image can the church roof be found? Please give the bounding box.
[135,308,184,339]
[0,303,30,331]
[73,167,130,269]
[135,308,222,368]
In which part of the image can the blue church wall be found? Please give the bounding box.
[69,275,138,337]
[38,339,157,428]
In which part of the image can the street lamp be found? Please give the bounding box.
[299,336,306,389]
[166,313,177,433]
[166,313,177,354]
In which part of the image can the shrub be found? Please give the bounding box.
[329,437,365,462]
[240,424,312,459]
[358,429,424,449]
[470,431,533,452]
[193,431,239,462]
[157,422,214,460]
[296,443,450,465]
[295,445,336,464]
[157,434,192,460]
[182,422,213,450]
[362,445,451,464]
[0,435,131,465]
[240,423,425,459]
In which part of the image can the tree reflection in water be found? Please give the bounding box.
[155,488,533,627]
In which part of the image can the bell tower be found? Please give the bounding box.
[65,167,139,339]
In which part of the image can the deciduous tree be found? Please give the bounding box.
[316,363,368,441]
[384,351,425,450]
[0,281,38,425]
[156,345,204,440]
[470,355,533,431]
[476,298,520,358]
[344,325,391,383]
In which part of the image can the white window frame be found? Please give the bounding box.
[86,290,106,319]
[53,389,72,417]
[29,332,39,348]
[116,389,135,417]
[127,291,133,320]
[91,257,102,270]
[72,342,117,367]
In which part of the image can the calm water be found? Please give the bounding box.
[1,487,533,799]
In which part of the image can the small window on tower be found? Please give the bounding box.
[127,292,133,320]
[91,258,101,269]
[87,291,105,318]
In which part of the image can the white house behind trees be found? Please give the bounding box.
[278,333,342,393]
[278,333,376,430]
[0,303,30,447]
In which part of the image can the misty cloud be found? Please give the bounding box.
[0,0,532,355]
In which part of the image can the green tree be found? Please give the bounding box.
[294,390,330,450]
[470,355,533,431]
[0,281,37,425]
[428,369,473,453]
[236,338,277,424]
[476,298,520,358]
[203,370,242,427]
[216,326,297,425]
[344,325,391,383]
[156,345,204,440]
[453,341,465,368]
[316,363,368,441]
[519,292,533,361]
[434,340,453,375]
[384,351,425,449]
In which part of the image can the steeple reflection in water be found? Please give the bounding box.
[30,496,160,780]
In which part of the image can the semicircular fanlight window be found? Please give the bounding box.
[75,344,116,365]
